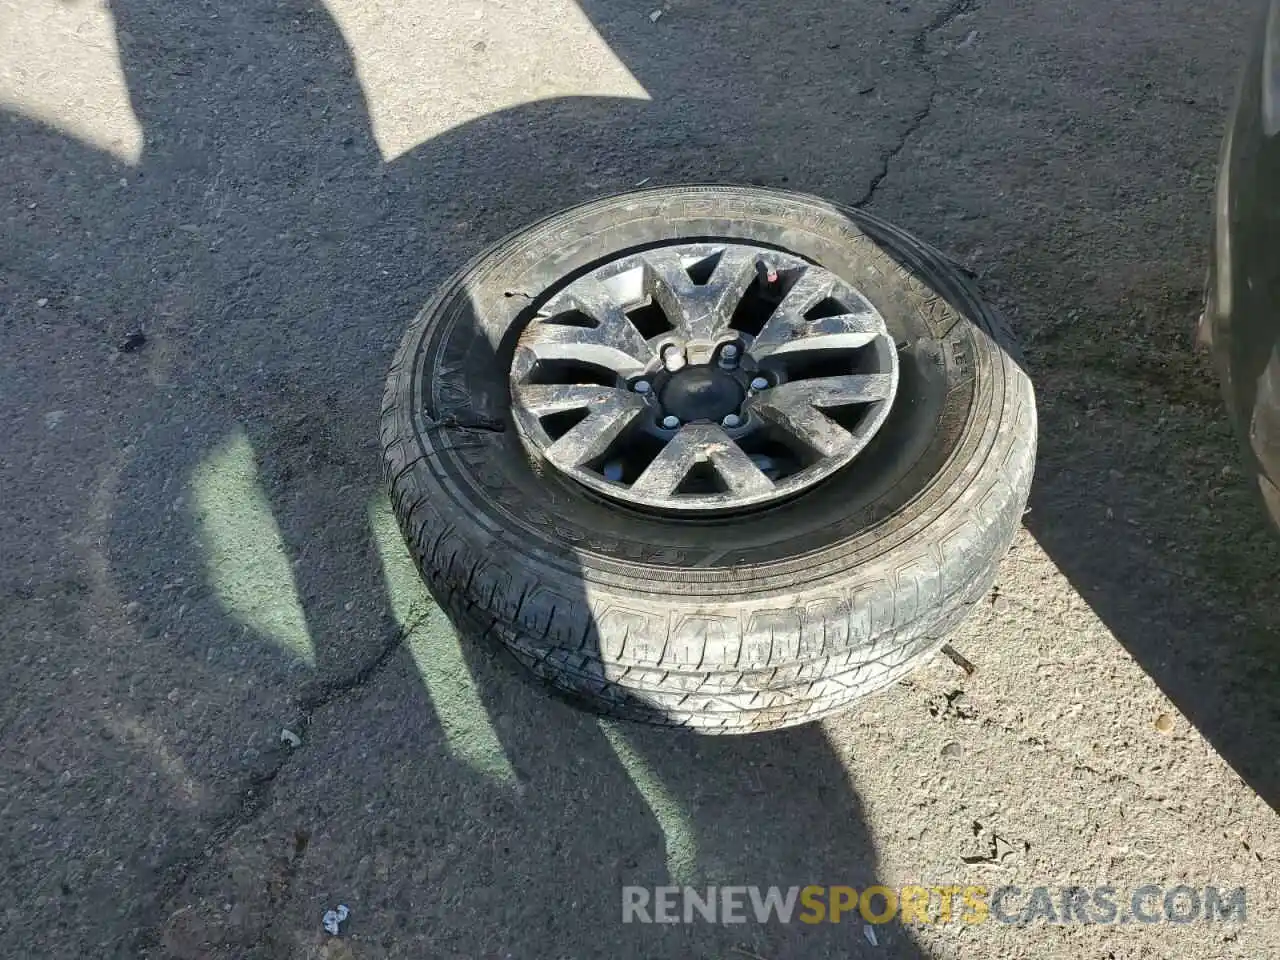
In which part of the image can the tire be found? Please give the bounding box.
[382,186,1036,733]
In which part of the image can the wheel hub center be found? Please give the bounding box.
[659,366,744,423]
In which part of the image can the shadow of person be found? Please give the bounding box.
[0,0,945,954]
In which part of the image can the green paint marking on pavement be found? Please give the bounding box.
[599,720,699,885]
[369,495,515,785]
[191,427,315,666]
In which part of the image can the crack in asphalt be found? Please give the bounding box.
[854,0,979,209]
[298,602,436,712]
[135,600,436,957]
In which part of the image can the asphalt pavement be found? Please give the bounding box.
[2,0,1278,957]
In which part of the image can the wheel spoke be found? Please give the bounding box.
[749,375,894,458]
[630,424,773,497]
[629,426,703,496]
[751,268,884,359]
[520,277,654,377]
[643,247,759,340]
[511,383,627,416]
[544,394,646,467]
[773,373,896,407]
[752,401,854,459]
[705,433,777,495]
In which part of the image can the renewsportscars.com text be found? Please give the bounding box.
[621,884,1246,926]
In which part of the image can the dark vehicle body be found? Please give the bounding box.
[1204,0,1280,528]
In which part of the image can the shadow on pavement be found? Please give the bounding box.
[0,0,940,956]
[1022,296,1280,811]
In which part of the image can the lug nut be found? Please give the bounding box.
[633,380,651,394]
[662,415,680,429]
[722,414,742,428]
[662,345,686,372]
[718,343,741,369]
[750,376,770,391]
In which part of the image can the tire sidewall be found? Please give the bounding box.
[392,188,1016,597]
